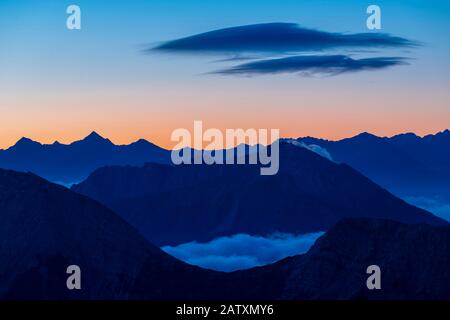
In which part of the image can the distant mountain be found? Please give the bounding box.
[0,132,170,184]
[72,142,446,246]
[298,130,450,200]
[3,129,449,197]
[389,130,450,186]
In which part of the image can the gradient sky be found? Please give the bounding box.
[0,0,449,149]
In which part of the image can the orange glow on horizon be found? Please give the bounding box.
[1,124,449,151]
[1,83,449,150]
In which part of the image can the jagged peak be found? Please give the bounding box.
[11,137,41,148]
[353,132,379,139]
[74,131,113,145]
[422,129,450,140]
[393,132,418,137]
[84,131,106,140]
[131,138,152,145]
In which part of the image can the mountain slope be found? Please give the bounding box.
[72,142,446,246]
[226,218,450,300]
[1,169,449,299]
[0,132,170,184]
[0,169,216,299]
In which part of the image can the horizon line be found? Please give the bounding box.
[1,129,449,151]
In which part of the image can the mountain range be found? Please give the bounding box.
[1,129,449,201]
[72,141,446,246]
[0,132,170,185]
[298,130,450,200]
[1,169,449,300]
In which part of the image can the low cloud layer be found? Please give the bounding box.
[284,139,333,161]
[152,23,417,54]
[161,232,323,272]
[212,55,407,76]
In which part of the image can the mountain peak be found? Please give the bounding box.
[355,132,377,138]
[17,137,35,143]
[390,132,420,142]
[11,137,41,149]
[76,131,113,145]
[350,132,381,142]
[85,131,105,140]
[395,132,418,137]
[132,138,151,145]
[423,129,450,141]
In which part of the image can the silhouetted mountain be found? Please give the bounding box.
[298,130,450,200]
[0,168,225,299]
[390,130,450,184]
[226,218,450,300]
[1,171,448,300]
[72,142,446,246]
[0,132,170,185]
[3,129,449,198]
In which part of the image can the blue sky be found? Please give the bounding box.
[0,0,449,148]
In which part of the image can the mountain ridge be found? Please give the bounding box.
[297,129,450,202]
[1,168,449,300]
[2,129,449,199]
[0,131,170,184]
[3,129,449,151]
[72,142,447,246]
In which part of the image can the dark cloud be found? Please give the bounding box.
[150,22,417,77]
[161,232,323,272]
[212,55,408,76]
[152,23,418,55]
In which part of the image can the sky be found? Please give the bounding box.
[0,0,449,149]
